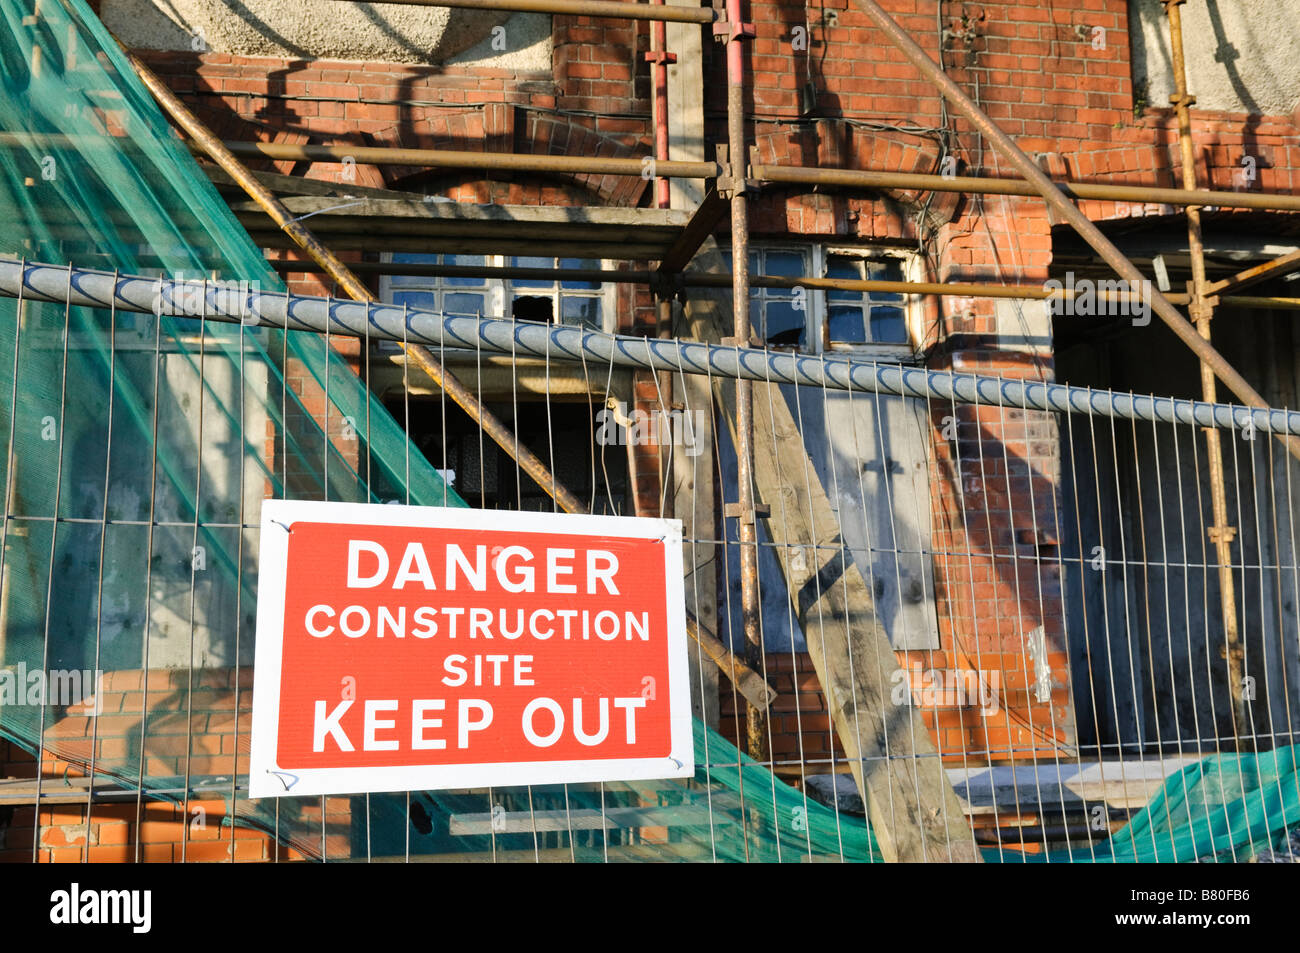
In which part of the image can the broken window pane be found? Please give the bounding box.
[512,295,553,322]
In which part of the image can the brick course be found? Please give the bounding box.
[145,0,1300,773]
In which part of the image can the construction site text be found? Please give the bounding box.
[300,539,650,642]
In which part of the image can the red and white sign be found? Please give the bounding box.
[249,500,692,798]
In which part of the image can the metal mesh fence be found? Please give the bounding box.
[1,0,1298,864]
[2,261,1300,862]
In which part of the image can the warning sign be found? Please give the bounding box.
[249,500,693,798]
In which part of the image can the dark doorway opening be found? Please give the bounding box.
[383,395,628,515]
[1054,261,1300,757]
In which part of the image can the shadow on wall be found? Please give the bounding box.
[1128,0,1272,196]
[714,386,939,655]
[929,403,1074,757]
[101,0,549,68]
[1129,0,1300,117]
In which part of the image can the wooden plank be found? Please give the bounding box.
[247,232,672,261]
[234,197,688,261]
[204,164,434,203]
[666,13,719,724]
[951,757,1201,813]
[782,758,1195,813]
[345,844,717,862]
[1208,246,1300,296]
[680,240,980,862]
[676,368,721,724]
[666,6,707,211]
[685,617,775,711]
[0,775,235,805]
[371,354,630,401]
[236,213,682,246]
[231,196,691,229]
[657,189,727,272]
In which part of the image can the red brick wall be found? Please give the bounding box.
[719,653,846,769]
[1,794,303,864]
[720,648,1063,767]
[730,0,1298,764]
[114,1,1300,784]
[0,671,332,863]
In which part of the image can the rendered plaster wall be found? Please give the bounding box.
[101,0,551,70]
[1129,0,1300,116]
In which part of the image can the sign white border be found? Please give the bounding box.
[249,499,694,799]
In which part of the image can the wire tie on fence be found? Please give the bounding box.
[267,769,300,791]
[270,520,293,534]
[285,199,366,224]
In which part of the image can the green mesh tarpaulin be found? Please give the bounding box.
[0,0,457,856]
[0,0,888,862]
[1028,744,1300,864]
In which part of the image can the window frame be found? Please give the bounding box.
[731,242,922,361]
[376,253,619,341]
[815,245,919,360]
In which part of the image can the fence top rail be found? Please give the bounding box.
[3,256,1298,436]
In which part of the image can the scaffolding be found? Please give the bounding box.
[4,0,1300,863]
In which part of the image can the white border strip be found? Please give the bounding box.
[249,499,693,798]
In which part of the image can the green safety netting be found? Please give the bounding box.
[367,719,882,862]
[0,0,1295,863]
[1031,744,1300,864]
[0,0,887,862]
